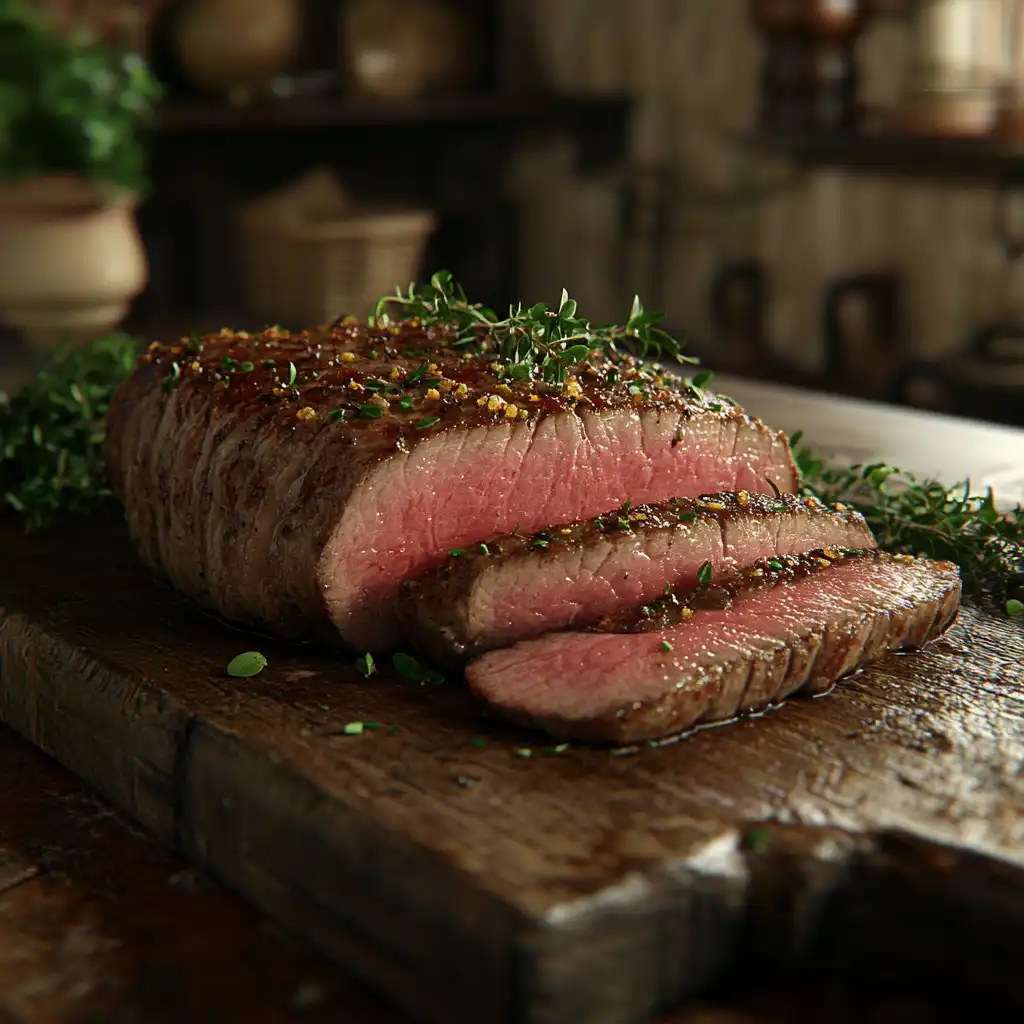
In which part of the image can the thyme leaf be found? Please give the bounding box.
[372,270,696,381]
[792,434,1023,610]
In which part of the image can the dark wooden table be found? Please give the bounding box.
[0,721,1006,1023]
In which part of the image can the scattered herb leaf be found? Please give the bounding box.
[359,403,384,419]
[661,640,674,652]
[343,721,365,735]
[286,361,297,386]
[697,560,713,586]
[226,651,267,678]
[414,416,439,430]
[355,652,376,678]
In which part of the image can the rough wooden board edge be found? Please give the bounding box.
[0,606,750,1024]
[4,605,1024,1022]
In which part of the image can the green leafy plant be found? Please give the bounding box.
[0,333,138,529]
[791,431,1024,608]
[0,1,162,192]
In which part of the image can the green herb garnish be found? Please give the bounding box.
[697,560,713,586]
[449,548,466,558]
[355,652,375,678]
[678,511,697,524]
[0,334,137,529]
[742,827,773,853]
[226,651,267,678]
[359,403,383,419]
[286,361,297,387]
[1009,599,1024,617]
[793,434,1023,609]
[661,640,673,652]
[414,416,439,430]
[469,737,488,748]
[342,721,365,736]
[329,409,346,422]
[373,270,696,385]
[392,652,444,685]
[516,748,533,759]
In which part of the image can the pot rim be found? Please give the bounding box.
[0,175,138,216]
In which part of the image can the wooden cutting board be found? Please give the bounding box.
[1,514,1023,1024]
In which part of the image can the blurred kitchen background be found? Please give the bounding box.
[3,0,1024,427]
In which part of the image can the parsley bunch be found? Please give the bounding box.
[373,270,697,384]
[0,334,138,530]
[792,433,1024,613]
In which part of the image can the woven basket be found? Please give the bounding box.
[238,201,436,326]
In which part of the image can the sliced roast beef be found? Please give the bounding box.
[105,323,796,649]
[399,492,876,665]
[465,551,961,744]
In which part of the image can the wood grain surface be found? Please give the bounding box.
[0,513,1022,1024]
[0,727,1002,1024]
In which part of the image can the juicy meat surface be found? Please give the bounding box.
[399,492,876,665]
[105,323,797,649]
[465,552,961,744]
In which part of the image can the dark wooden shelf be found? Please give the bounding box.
[748,128,1024,179]
[157,91,631,135]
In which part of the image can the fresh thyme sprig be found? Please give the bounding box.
[791,432,1024,611]
[0,334,138,530]
[373,269,697,384]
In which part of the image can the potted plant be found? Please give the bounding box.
[0,1,162,352]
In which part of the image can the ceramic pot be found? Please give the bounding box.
[172,0,300,104]
[341,0,476,99]
[0,177,147,352]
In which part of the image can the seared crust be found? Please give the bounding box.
[104,322,797,644]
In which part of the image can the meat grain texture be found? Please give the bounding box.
[400,492,876,666]
[105,323,796,650]
[466,552,962,744]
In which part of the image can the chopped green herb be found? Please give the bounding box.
[1008,599,1024,617]
[414,416,439,430]
[163,361,181,393]
[516,748,533,759]
[769,559,784,571]
[286,361,297,386]
[392,652,445,685]
[479,542,491,556]
[691,370,714,389]
[240,361,255,372]
[544,743,571,755]
[226,651,267,678]
[678,511,697,524]
[405,362,428,384]
[512,524,521,535]
[369,349,378,359]
[661,640,673,652]
[469,737,488,748]
[343,721,365,735]
[399,397,414,410]
[363,378,387,392]
[697,560,713,586]
[359,403,384,419]
[355,652,376,678]
[449,548,466,558]
[533,539,549,549]
[742,827,773,853]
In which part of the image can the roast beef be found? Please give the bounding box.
[399,492,876,665]
[465,551,961,744]
[105,323,797,649]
